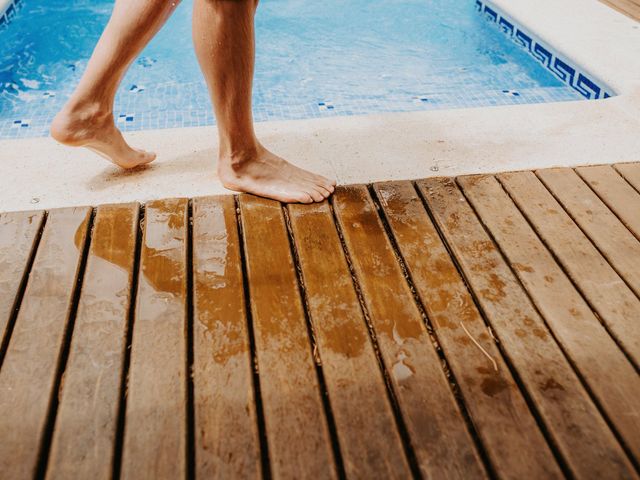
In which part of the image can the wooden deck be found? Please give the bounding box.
[599,0,640,20]
[1,163,640,479]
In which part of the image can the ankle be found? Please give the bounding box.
[219,140,262,170]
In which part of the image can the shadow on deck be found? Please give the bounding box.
[1,163,640,479]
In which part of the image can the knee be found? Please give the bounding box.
[206,0,259,14]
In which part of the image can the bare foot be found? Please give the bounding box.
[218,144,336,203]
[51,102,156,169]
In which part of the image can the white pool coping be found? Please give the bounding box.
[0,0,638,213]
[0,0,11,15]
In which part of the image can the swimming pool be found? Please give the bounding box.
[0,0,608,139]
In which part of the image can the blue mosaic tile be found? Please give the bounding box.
[476,0,615,99]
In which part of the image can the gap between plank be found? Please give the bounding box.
[281,204,347,480]
[414,181,574,478]
[0,211,47,370]
[328,193,422,480]
[186,200,196,480]
[234,195,272,480]
[35,208,95,479]
[534,170,640,304]
[574,167,640,243]
[367,185,497,480]
[456,177,640,472]
[112,204,144,480]
[499,174,639,374]
[613,164,640,196]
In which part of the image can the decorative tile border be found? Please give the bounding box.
[475,0,614,99]
[0,0,22,28]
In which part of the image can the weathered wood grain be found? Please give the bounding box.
[576,165,640,240]
[333,186,489,479]
[0,207,91,478]
[192,196,261,479]
[537,167,640,298]
[288,200,411,478]
[615,162,640,192]
[0,210,44,357]
[46,204,139,479]
[420,176,637,479]
[459,174,640,464]
[239,195,336,479]
[368,181,562,479]
[498,171,640,368]
[121,199,189,480]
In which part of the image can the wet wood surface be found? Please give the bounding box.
[418,176,637,479]
[371,182,562,479]
[334,185,486,479]
[1,162,639,479]
[121,198,189,480]
[0,207,91,478]
[192,196,261,479]
[239,195,336,479]
[0,210,44,358]
[459,173,640,465]
[288,200,411,478]
[47,204,139,480]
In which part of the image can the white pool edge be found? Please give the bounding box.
[0,0,638,213]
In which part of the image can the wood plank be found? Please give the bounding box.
[458,174,640,464]
[499,171,640,368]
[537,167,640,298]
[336,184,558,479]
[288,201,411,478]
[599,0,640,20]
[418,177,638,479]
[615,162,640,192]
[0,210,44,357]
[121,198,189,480]
[239,195,336,479]
[46,204,139,479]
[576,165,640,240]
[0,207,91,478]
[192,196,261,479]
[331,187,487,479]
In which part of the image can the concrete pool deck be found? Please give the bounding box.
[0,0,639,212]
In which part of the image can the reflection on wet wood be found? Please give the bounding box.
[192,196,261,479]
[537,167,640,298]
[334,185,487,479]
[121,198,189,480]
[47,204,139,479]
[2,162,640,479]
[239,195,336,479]
[459,174,640,464]
[0,210,44,356]
[419,177,637,479]
[576,165,640,240]
[288,200,411,478]
[499,171,640,368]
[0,207,91,478]
[371,181,562,479]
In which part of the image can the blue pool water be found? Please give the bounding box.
[0,0,583,138]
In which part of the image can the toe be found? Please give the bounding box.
[315,184,333,198]
[136,149,156,165]
[306,187,325,203]
[294,192,314,204]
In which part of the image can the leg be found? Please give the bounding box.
[192,0,336,203]
[51,0,181,168]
